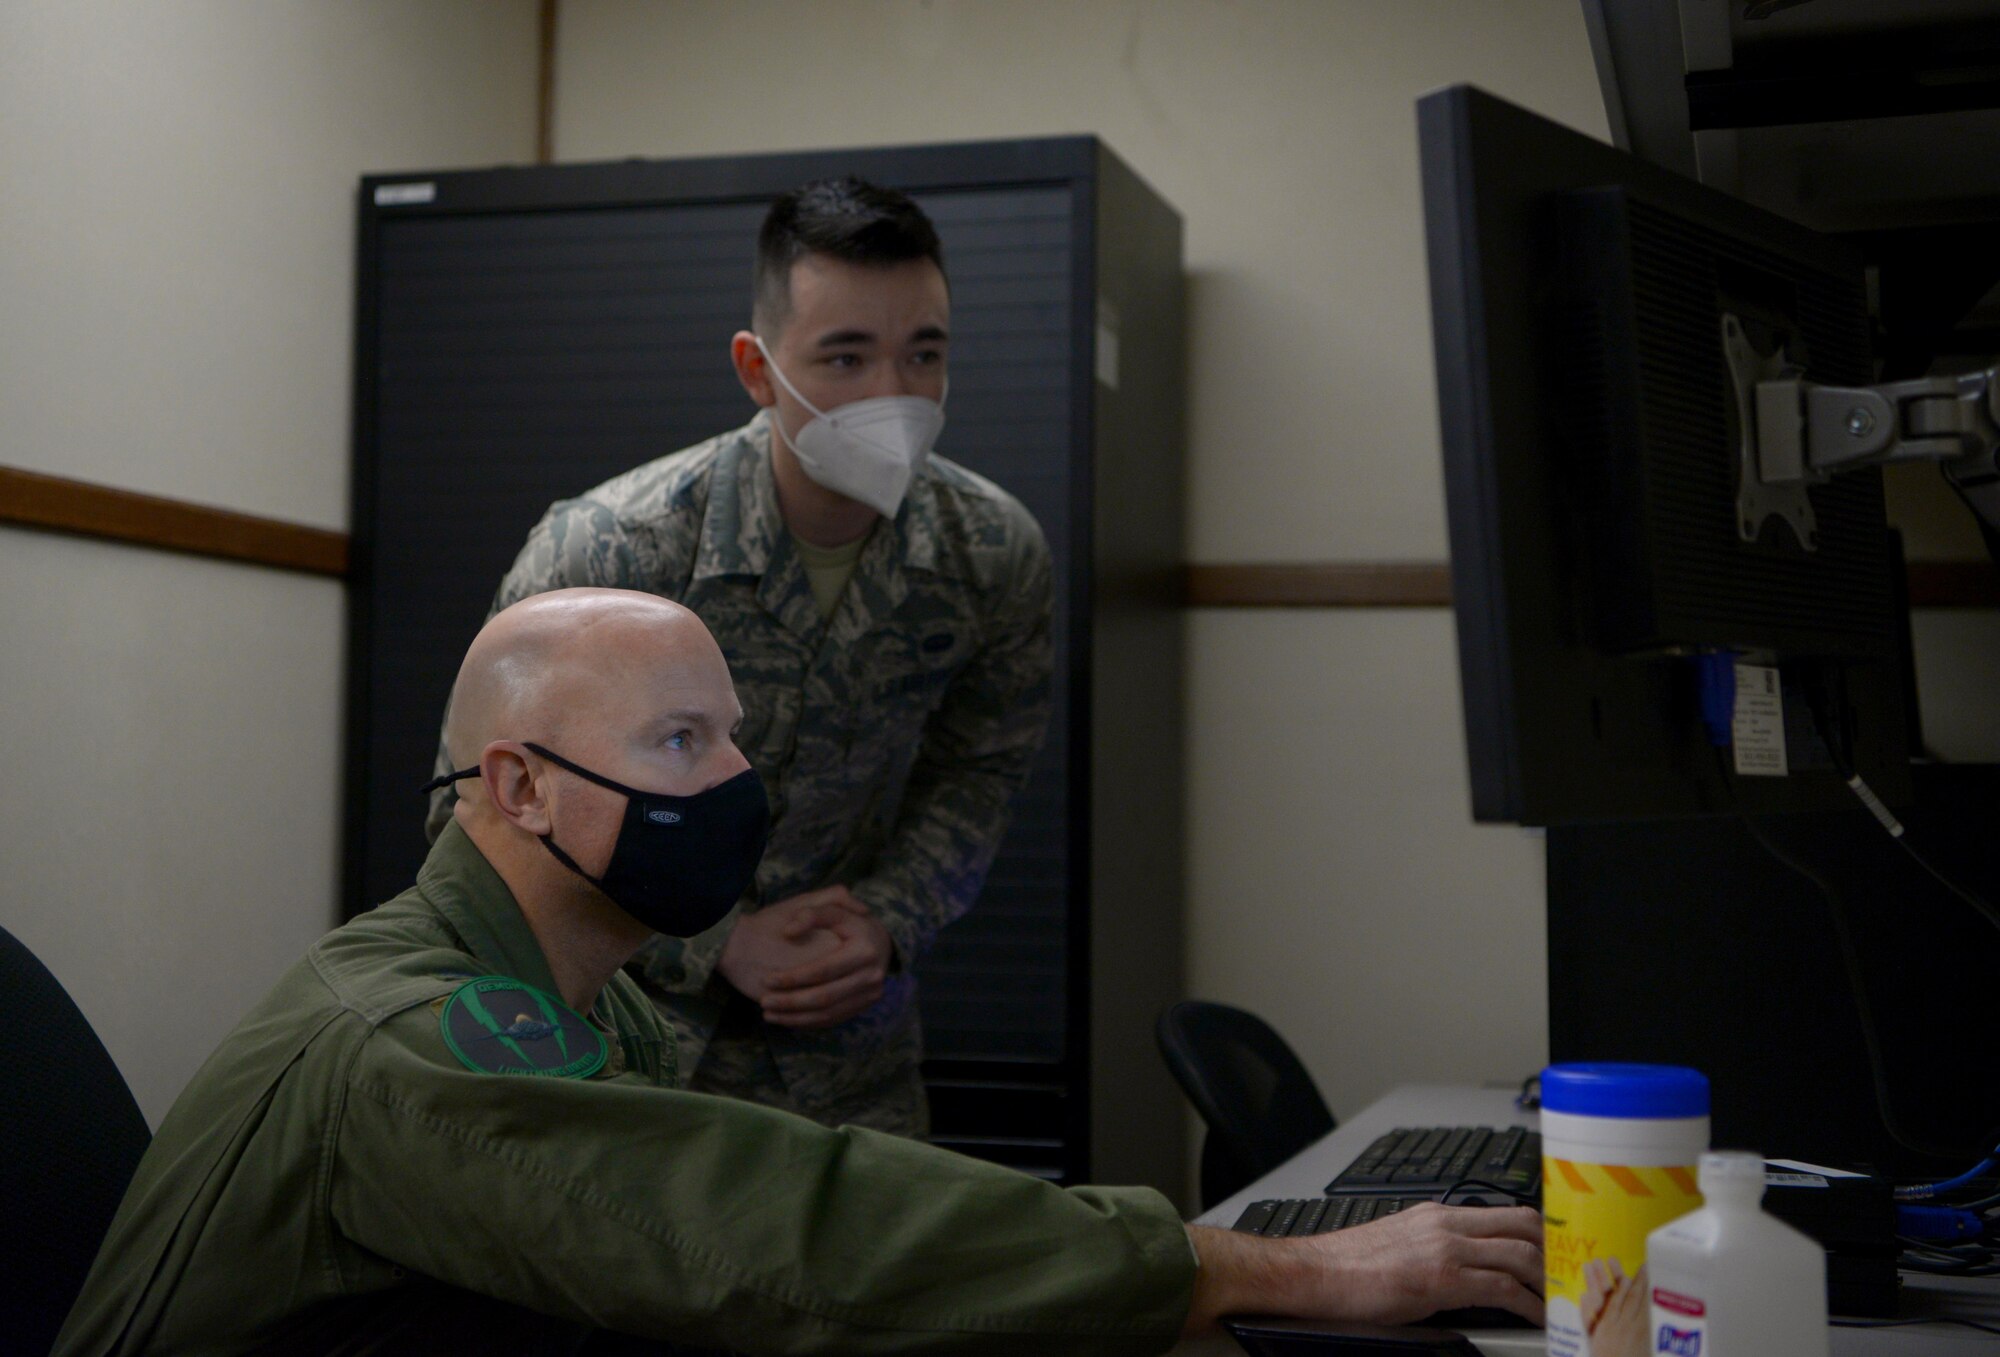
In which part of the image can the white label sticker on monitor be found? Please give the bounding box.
[373,182,436,206]
[1765,1171,1828,1188]
[1732,663,1788,777]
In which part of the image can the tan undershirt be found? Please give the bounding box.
[790,528,870,623]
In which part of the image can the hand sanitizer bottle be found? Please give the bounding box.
[1645,1150,1828,1357]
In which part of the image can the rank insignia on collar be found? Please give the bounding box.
[440,976,606,1079]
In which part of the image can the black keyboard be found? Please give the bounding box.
[1232,1125,1541,1240]
[1329,1124,1540,1197]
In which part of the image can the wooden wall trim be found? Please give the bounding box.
[0,465,349,578]
[2,468,1985,606]
[1185,562,1452,608]
[1185,560,1998,609]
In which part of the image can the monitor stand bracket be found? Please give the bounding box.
[1723,314,1818,549]
[1749,359,2000,545]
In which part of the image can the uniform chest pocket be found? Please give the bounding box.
[867,631,964,715]
[808,632,951,766]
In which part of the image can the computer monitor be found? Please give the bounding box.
[1419,83,1911,827]
[1418,84,2000,1174]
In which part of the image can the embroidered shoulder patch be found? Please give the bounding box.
[439,976,606,1079]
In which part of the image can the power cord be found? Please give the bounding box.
[1690,663,1999,1161]
[1844,770,2000,939]
[1792,681,2000,941]
[1730,798,1969,1161]
[1693,672,1996,1161]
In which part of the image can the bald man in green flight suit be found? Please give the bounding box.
[59,589,1545,1356]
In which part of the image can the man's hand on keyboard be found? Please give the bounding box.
[1184,1203,1545,1335]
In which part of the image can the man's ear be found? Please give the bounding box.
[480,742,552,836]
[730,331,777,408]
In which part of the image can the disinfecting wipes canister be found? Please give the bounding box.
[1541,1064,1709,1357]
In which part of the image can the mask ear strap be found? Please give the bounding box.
[753,334,828,420]
[521,745,620,893]
[522,742,647,799]
[538,832,609,891]
[419,767,478,795]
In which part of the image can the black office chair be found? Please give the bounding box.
[0,925,152,1356]
[1156,1000,1337,1210]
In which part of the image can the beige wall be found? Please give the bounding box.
[556,0,2000,1167]
[0,0,538,1125]
[558,0,1609,563]
[6,0,1991,1156]
[554,0,1600,1141]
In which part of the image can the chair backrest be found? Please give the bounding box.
[0,926,152,1356]
[1155,999,1336,1210]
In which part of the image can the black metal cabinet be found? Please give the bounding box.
[348,137,1185,1192]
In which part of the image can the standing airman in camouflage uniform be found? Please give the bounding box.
[428,177,1053,1138]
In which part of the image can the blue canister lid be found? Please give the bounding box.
[1541,1063,1709,1119]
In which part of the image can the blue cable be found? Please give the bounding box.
[1896,1146,2000,1202]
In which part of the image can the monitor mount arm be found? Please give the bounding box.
[1725,313,2000,549]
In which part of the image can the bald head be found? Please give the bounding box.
[443,589,737,787]
[437,589,753,1011]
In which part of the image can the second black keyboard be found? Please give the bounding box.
[1232,1125,1541,1240]
[1328,1124,1540,1197]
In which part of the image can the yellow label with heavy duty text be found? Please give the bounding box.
[1542,1158,1702,1357]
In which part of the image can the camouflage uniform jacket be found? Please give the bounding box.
[428,412,1054,1134]
[55,822,1195,1356]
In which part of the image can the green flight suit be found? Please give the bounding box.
[54,823,1193,1357]
[425,413,1056,1137]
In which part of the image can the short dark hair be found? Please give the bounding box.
[752,177,945,334]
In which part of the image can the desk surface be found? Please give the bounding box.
[1169,1084,1999,1356]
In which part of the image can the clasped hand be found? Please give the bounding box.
[716,886,894,1029]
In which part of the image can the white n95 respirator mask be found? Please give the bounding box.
[755,335,946,518]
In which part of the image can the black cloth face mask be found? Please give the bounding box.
[423,742,769,937]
